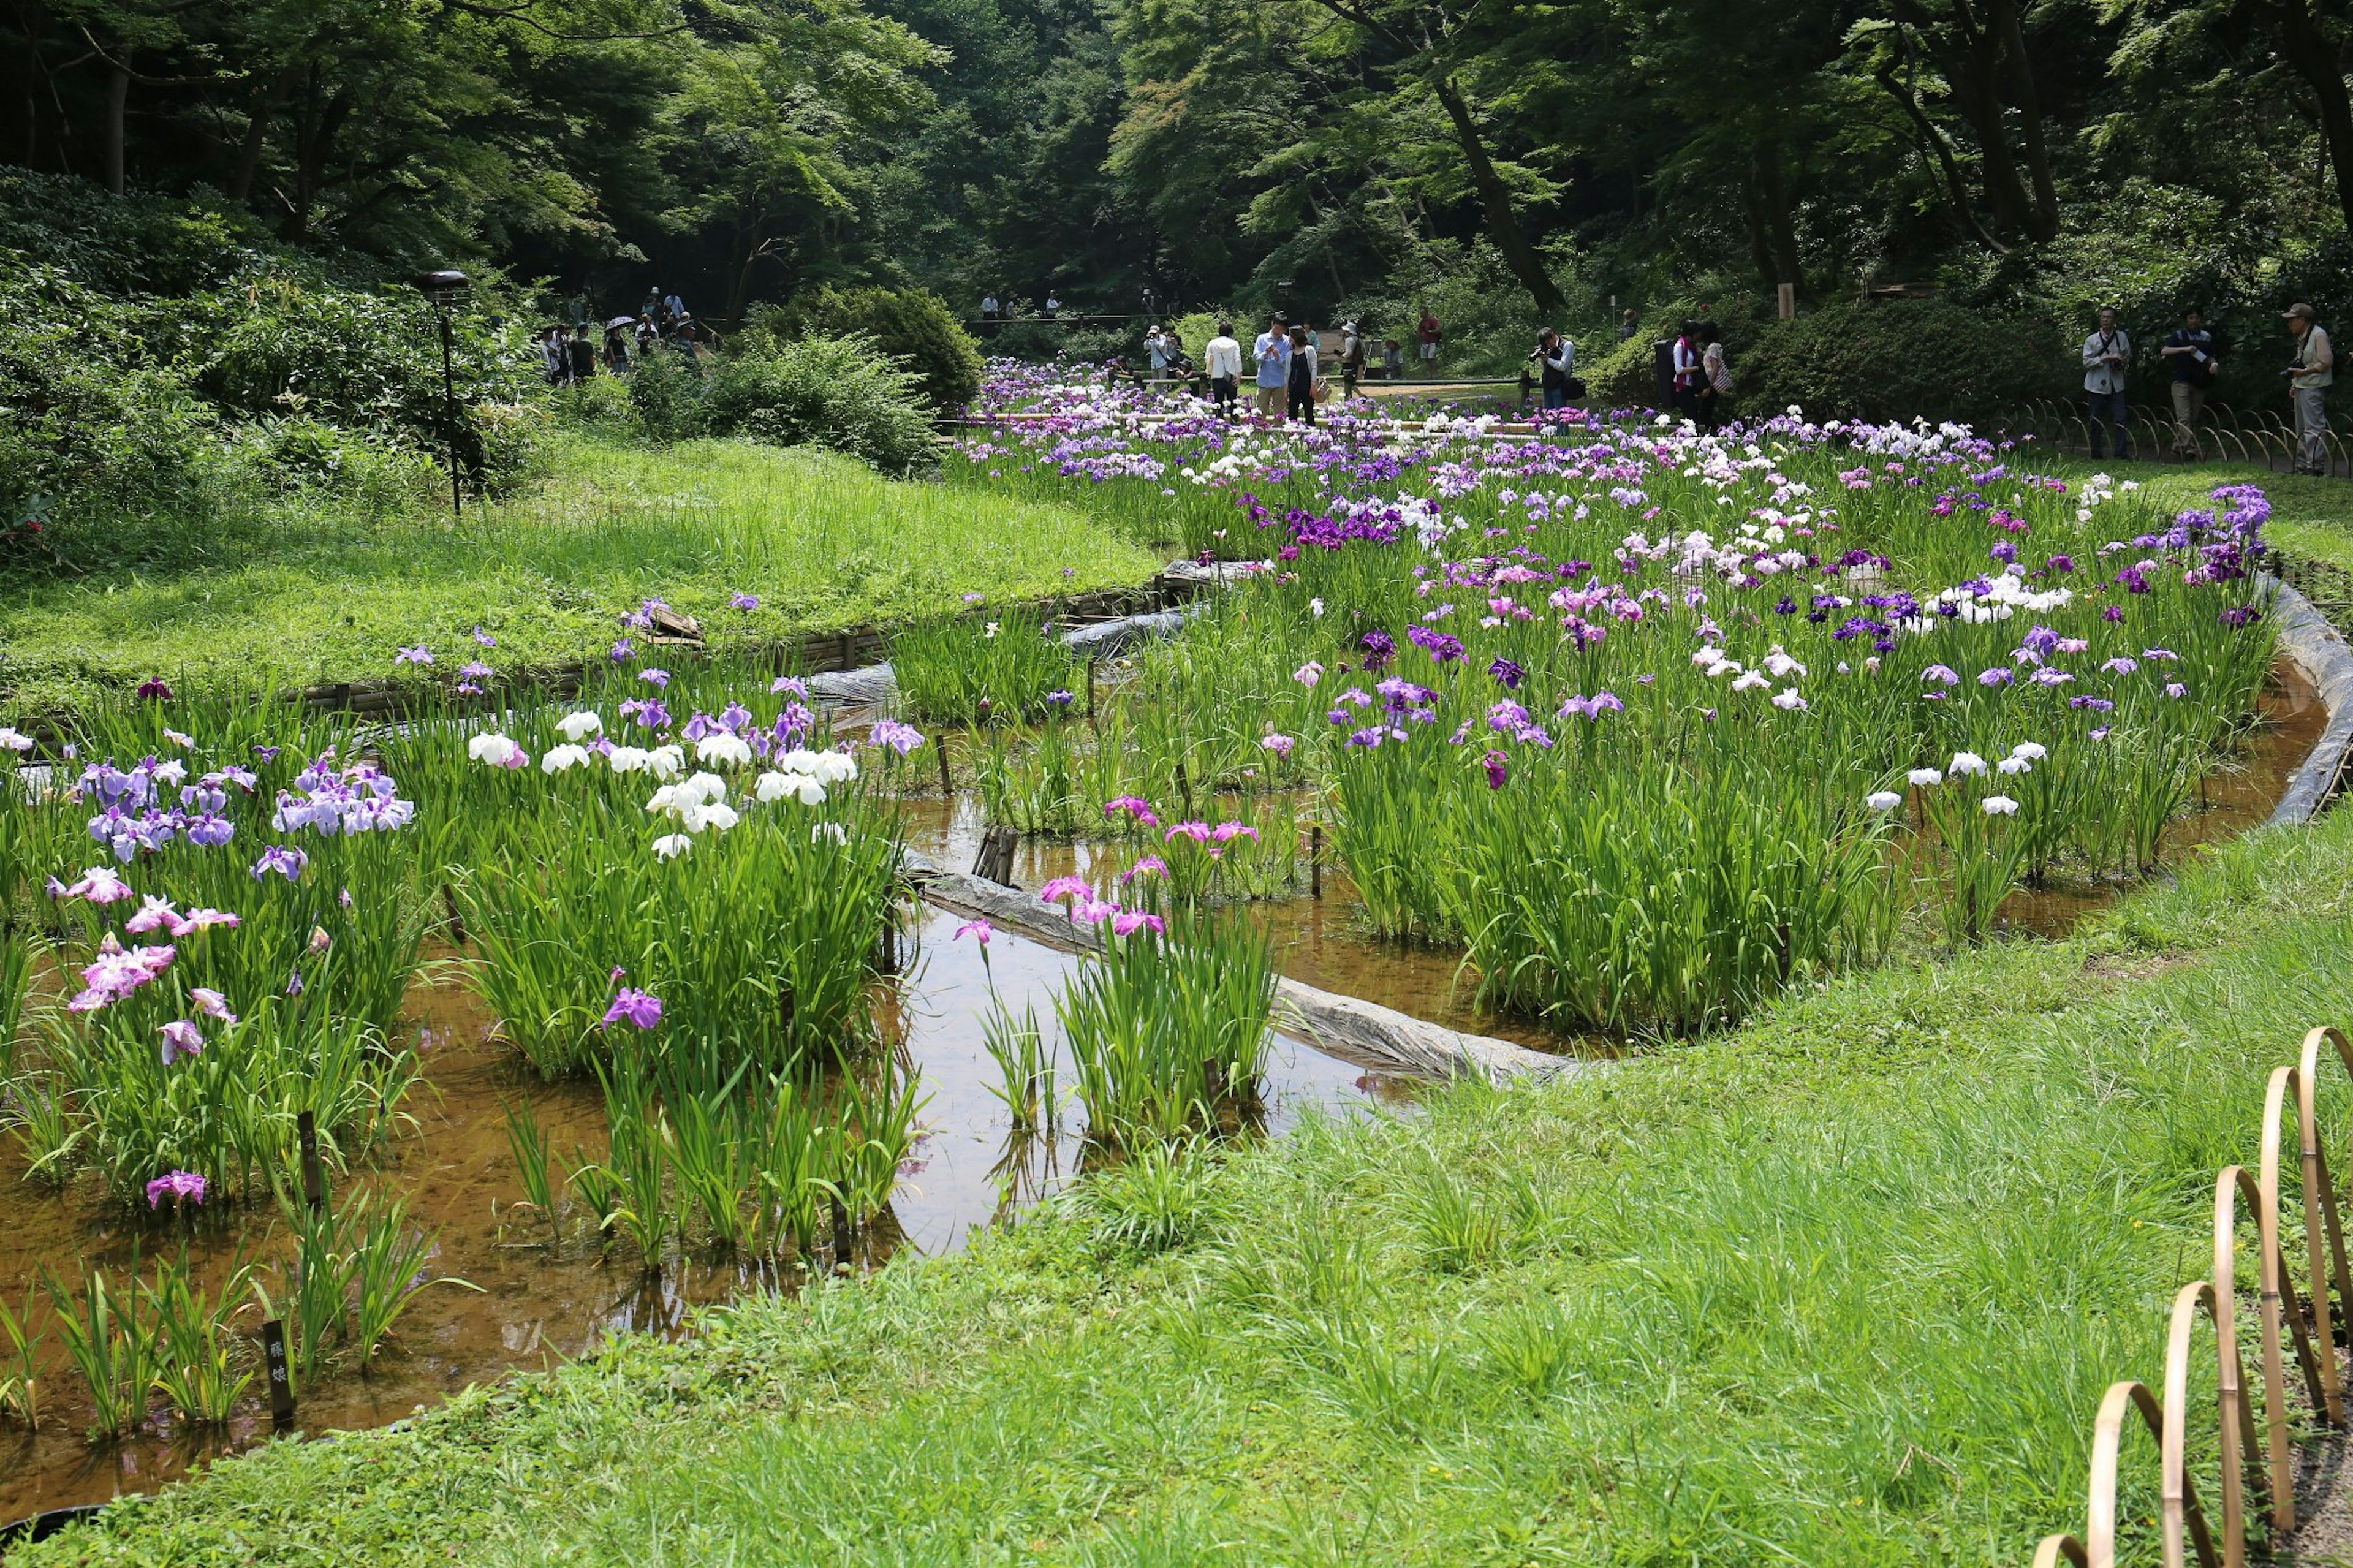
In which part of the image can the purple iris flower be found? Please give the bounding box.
[603,987,663,1029]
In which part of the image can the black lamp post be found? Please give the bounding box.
[415,269,471,518]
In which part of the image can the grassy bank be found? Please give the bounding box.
[0,436,1159,715]
[19,782,2353,1562]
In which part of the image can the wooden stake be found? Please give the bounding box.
[936,731,953,798]
[297,1110,324,1211]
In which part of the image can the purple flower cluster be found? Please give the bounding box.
[272,760,415,835]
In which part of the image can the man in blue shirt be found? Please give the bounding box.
[2159,307,2220,458]
[1252,316,1290,418]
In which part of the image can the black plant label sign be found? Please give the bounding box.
[262,1319,295,1428]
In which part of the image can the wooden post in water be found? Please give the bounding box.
[1310,824,1322,898]
[297,1110,324,1211]
[935,731,953,798]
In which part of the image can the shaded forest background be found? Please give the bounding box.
[4,0,2353,402]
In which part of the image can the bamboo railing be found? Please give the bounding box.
[2032,1026,2353,1566]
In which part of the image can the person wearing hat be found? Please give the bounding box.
[1145,324,1172,384]
[1339,321,1365,399]
[2286,302,2335,475]
[1533,326,1578,411]
[2080,307,2134,461]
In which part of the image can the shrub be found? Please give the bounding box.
[751,286,983,411]
[702,334,939,475]
[626,347,710,443]
[1583,295,2064,423]
[1736,298,2064,423]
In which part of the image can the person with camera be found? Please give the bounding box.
[1252,314,1290,418]
[2286,301,2335,475]
[1531,327,1579,411]
[2080,307,2134,461]
[2159,306,2220,458]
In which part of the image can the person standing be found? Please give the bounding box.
[567,289,591,332]
[1204,319,1243,417]
[1417,304,1441,370]
[1339,320,1365,399]
[2159,306,2220,458]
[1254,316,1290,417]
[642,286,662,329]
[1286,324,1319,425]
[1670,319,1703,421]
[542,325,569,387]
[1382,337,1403,379]
[568,324,599,384]
[981,291,999,323]
[1145,325,1171,383]
[1619,306,1640,341]
[661,289,687,328]
[1533,327,1577,411]
[604,322,633,373]
[2287,301,2335,475]
[1044,290,1062,317]
[1700,324,1732,430]
[2081,307,2134,460]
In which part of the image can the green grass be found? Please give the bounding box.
[21,784,2353,1562]
[0,435,1158,715]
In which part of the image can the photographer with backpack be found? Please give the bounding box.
[2160,308,2221,459]
[1530,327,1579,411]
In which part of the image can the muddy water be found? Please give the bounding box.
[0,909,1383,1524]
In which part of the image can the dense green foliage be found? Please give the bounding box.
[20,782,2353,1562]
[10,0,2346,421]
[752,286,986,410]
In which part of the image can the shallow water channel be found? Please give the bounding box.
[0,659,2327,1524]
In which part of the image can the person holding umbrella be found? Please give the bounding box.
[604,316,635,372]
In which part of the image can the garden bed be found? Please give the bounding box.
[0,372,2329,1545]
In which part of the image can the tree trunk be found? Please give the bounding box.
[1429,75,1567,318]
[2251,0,2353,240]
[282,77,350,242]
[1987,0,2059,241]
[1755,137,1803,297]
[229,67,292,205]
[1873,64,2009,254]
[102,62,126,194]
[1740,167,1776,294]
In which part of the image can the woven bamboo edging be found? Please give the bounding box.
[2031,1025,2353,1567]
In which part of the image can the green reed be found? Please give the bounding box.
[1054,912,1276,1147]
[0,1286,44,1428]
[891,610,1078,726]
[45,1259,157,1441]
[349,1191,474,1369]
[504,1096,558,1238]
[144,1249,257,1424]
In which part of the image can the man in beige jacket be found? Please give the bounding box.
[2288,301,2335,476]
